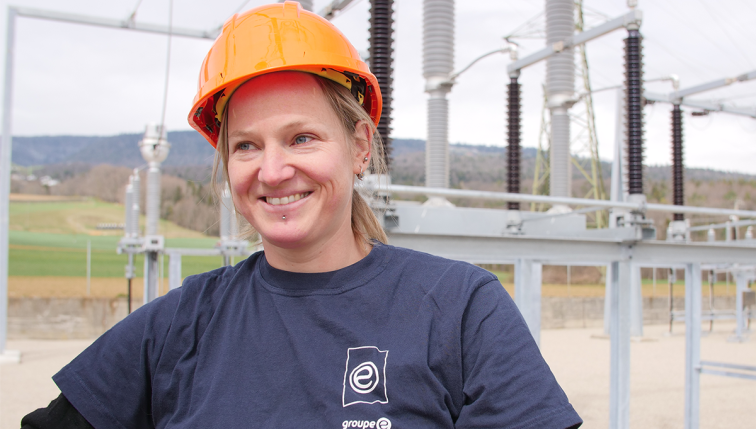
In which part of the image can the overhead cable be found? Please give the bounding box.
[159,0,173,138]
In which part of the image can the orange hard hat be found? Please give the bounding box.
[188,1,382,148]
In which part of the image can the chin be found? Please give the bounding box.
[258,225,313,249]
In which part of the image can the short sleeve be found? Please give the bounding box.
[455,280,582,429]
[52,289,182,429]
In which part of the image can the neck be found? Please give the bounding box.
[262,229,370,273]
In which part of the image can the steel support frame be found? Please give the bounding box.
[733,272,749,341]
[609,260,631,429]
[0,7,15,358]
[684,263,702,429]
[0,6,219,354]
[514,259,543,346]
[386,232,756,429]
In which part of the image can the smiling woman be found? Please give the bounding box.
[22,2,581,429]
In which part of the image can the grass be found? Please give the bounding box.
[8,197,249,280]
[9,197,208,238]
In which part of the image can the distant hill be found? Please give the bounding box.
[12,131,216,168]
[11,131,756,186]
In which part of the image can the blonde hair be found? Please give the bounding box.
[211,73,388,245]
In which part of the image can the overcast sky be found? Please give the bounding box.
[2,0,755,174]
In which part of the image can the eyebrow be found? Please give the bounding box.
[228,119,315,140]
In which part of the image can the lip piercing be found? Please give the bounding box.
[282,215,286,220]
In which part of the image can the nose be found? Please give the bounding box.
[257,145,296,187]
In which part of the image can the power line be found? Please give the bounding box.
[693,0,755,69]
[159,0,173,137]
[231,0,255,15]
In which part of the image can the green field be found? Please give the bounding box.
[9,198,249,278]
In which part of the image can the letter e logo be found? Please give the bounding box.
[342,346,389,407]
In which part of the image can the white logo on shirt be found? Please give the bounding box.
[342,346,389,407]
[341,417,392,429]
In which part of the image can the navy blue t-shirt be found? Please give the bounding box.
[54,244,581,428]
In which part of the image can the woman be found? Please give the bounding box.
[23,2,581,428]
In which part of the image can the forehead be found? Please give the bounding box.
[227,72,328,120]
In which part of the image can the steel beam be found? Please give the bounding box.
[318,0,356,20]
[386,232,756,265]
[670,69,756,100]
[13,6,217,40]
[645,91,756,119]
[169,254,182,291]
[507,9,642,74]
[0,8,15,355]
[609,260,631,429]
[684,263,702,429]
[733,272,748,341]
[630,263,643,337]
[514,259,542,346]
[384,184,756,218]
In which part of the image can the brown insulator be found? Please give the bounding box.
[672,104,684,220]
[507,77,521,210]
[624,30,645,195]
[369,0,394,171]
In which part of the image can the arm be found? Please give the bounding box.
[21,394,94,429]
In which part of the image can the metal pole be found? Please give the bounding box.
[734,272,747,341]
[144,252,158,304]
[514,259,542,346]
[708,269,714,332]
[0,7,16,355]
[684,262,701,429]
[169,253,182,291]
[609,259,631,429]
[669,268,675,333]
[86,240,91,295]
[630,263,643,336]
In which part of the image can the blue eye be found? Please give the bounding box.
[238,143,251,151]
[294,135,312,145]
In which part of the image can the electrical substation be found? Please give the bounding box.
[1,1,755,428]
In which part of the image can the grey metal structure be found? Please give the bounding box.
[0,8,16,361]
[544,0,574,201]
[138,124,170,303]
[423,0,455,189]
[0,6,221,351]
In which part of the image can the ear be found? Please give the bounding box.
[352,120,372,174]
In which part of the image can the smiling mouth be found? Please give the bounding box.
[264,192,311,206]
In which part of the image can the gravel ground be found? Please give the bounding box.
[2,322,753,428]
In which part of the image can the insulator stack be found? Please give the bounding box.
[672,104,684,220]
[124,181,133,237]
[624,30,644,195]
[369,0,394,170]
[507,78,521,210]
[423,0,454,189]
[130,170,140,236]
[545,0,575,199]
[146,166,161,236]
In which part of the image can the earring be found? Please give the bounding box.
[357,166,364,181]
[363,156,368,162]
